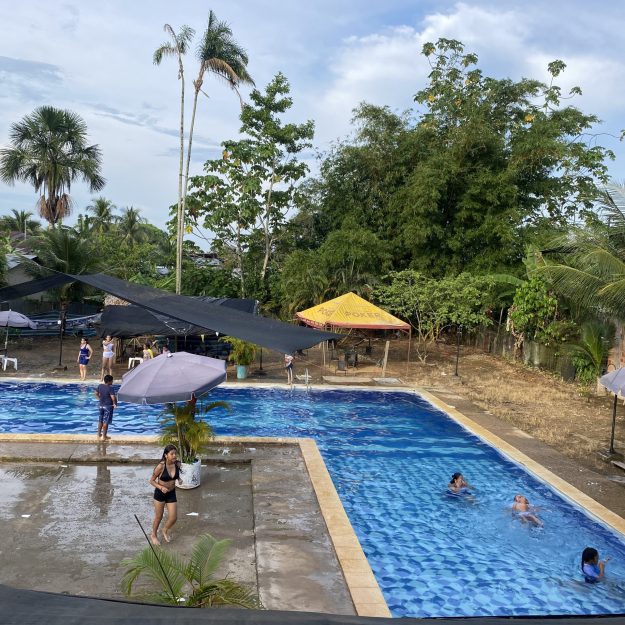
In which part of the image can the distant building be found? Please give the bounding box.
[190,252,222,268]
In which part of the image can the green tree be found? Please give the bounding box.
[86,196,116,234]
[188,73,313,298]
[507,276,558,352]
[277,249,329,315]
[0,106,105,227]
[374,270,494,361]
[317,217,390,298]
[567,320,612,387]
[117,206,148,245]
[393,39,612,275]
[122,533,261,608]
[291,104,414,263]
[28,226,103,304]
[537,184,625,317]
[0,209,41,237]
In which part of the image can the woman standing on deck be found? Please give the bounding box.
[148,445,183,545]
[101,335,114,381]
[76,338,93,381]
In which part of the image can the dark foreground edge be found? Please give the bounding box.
[1,585,623,625]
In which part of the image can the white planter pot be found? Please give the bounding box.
[177,458,201,489]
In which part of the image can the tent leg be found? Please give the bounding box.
[610,393,618,455]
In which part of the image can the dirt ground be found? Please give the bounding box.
[2,333,623,476]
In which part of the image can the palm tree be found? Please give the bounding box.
[28,226,103,304]
[0,209,41,238]
[74,213,93,236]
[180,11,253,295]
[117,206,148,245]
[153,24,195,294]
[121,533,261,608]
[0,106,105,228]
[537,184,625,316]
[86,196,116,234]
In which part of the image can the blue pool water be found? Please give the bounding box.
[1,381,625,617]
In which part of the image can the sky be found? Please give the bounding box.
[1,0,624,244]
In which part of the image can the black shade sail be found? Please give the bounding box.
[1,584,623,625]
[0,273,339,353]
[0,274,74,301]
[99,297,257,338]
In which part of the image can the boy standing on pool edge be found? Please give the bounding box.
[95,374,117,440]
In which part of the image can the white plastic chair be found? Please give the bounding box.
[2,357,18,371]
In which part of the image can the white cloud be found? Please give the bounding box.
[0,0,624,232]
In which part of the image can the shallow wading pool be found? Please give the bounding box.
[1,381,625,617]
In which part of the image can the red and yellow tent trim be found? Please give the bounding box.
[296,292,410,331]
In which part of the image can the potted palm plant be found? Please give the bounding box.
[222,337,257,380]
[122,533,262,608]
[159,399,230,489]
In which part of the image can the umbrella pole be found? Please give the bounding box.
[610,393,618,455]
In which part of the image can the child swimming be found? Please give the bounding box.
[512,494,543,527]
[447,472,474,496]
[581,547,609,583]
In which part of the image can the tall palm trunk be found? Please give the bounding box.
[177,67,204,294]
[174,62,186,294]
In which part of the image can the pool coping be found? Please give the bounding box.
[0,432,391,618]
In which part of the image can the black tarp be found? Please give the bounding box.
[0,273,74,301]
[1,584,624,625]
[98,297,258,338]
[0,273,338,353]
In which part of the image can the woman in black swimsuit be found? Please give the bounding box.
[149,444,183,545]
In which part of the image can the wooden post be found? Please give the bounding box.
[381,340,390,378]
[610,393,618,455]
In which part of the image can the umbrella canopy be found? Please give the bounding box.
[599,368,625,455]
[0,310,37,329]
[600,368,625,394]
[118,352,227,405]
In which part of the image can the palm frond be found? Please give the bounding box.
[187,579,261,609]
[187,534,231,584]
[121,546,188,601]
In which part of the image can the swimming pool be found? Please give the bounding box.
[1,381,624,617]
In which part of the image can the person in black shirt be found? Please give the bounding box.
[95,374,117,440]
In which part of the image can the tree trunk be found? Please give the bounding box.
[260,169,275,282]
[177,67,204,295]
[174,55,186,295]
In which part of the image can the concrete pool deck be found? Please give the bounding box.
[0,437,388,617]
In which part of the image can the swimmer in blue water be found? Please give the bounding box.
[512,494,543,527]
[581,547,609,583]
[447,472,474,496]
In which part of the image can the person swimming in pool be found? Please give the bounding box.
[581,547,609,583]
[447,472,474,496]
[512,494,543,527]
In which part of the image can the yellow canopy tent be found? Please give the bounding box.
[295,293,411,374]
[296,292,409,330]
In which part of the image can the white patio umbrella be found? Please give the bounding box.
[0,310,37,353]
[117,351,227,405]
[599,368,625,454]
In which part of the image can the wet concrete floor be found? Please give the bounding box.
[0,441,354,615]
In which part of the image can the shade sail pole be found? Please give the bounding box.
[405,328,412,377]
[610,393,618,455]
